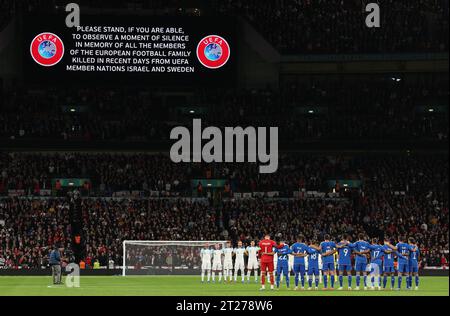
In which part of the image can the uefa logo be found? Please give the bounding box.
[30,32,65,67]
[196,35,230,69]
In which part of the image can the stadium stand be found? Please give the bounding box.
[0,153,448,196]
[0,153,448,269]
[3,1,448,53]
[0,75,448,142]
[212,0,449,54]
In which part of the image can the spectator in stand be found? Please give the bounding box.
[213,0,449,54]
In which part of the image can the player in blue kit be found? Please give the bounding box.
[385,236,416,290]
[290,235,309,290]
[336,234,355,290]
[274,240,292,289]
[381,237,399,290]
[311,234,337,290]
[408,237,420,290]
[306,240,321,290]
[368,238,384,290]
[353,233,370,290]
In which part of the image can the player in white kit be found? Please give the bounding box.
[279,251,294,283]
[288,253,295,274]
[211,243,223,283]
[200,243,212,283]
[318,254,323,284]
[233,241,246,283]
[273,251,278,280]
[245,240,260,283]
[223,241,234,283]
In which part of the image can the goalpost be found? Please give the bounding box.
[122,240,228,276]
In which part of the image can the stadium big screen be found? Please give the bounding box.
[23,13,236,86]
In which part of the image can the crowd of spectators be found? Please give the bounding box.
[194,75,448,142]
[0,153,191,196]
[0,152,447,269]
[0,197,219,269]
[1,152,448,197]
[0,198,72,268]
[213,0,449,54]
[1,75,448,143]
[82,199,218,269]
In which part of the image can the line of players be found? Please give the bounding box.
[200,240,261,284]
[200,233,420,291]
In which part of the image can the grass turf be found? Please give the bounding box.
[0,276,447,296]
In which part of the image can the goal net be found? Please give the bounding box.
[122,240,228,276]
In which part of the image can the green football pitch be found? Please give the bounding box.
[0,276,447,296]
